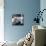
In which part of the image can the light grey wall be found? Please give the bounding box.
[40,0,46,27]
[4,0,40,42]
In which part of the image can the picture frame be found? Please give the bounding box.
[12,14,24,26]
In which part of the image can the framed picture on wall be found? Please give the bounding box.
[12,14,24,25]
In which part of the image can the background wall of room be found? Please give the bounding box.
[0,0,4,42]
[4,0,40,42]
[40,0,46,26]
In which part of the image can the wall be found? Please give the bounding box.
[40,0,46,26]
[4,0,40,42]
[0,0,4,42]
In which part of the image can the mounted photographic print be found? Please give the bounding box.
[12,14,24,25]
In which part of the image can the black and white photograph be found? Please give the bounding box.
[12,14,24,25]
